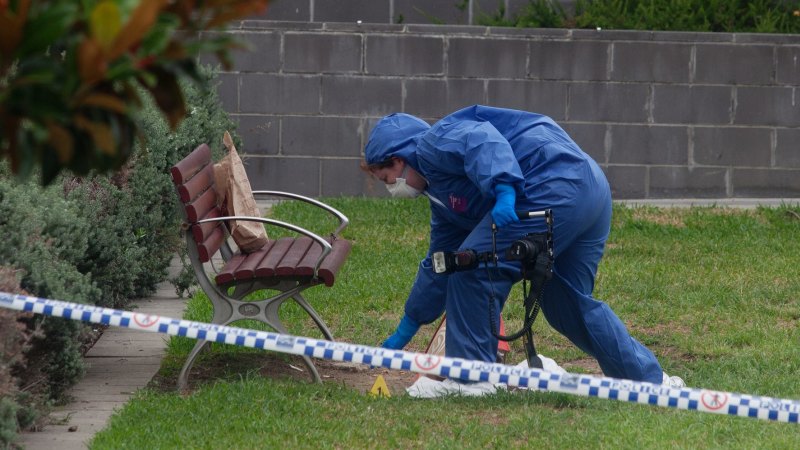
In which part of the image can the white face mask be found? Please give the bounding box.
[385,166,422,198]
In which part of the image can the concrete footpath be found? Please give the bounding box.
[18,258,186,450]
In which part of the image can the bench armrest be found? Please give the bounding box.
[195,215,332,278]
[252,191,349,238]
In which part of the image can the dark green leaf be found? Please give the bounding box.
[17,3,81,57]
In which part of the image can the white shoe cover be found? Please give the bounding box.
[662,372,686,388]
[514,355,567,375]
[511,355,567,391]
[407,377,502,398]
[406,354,566,398]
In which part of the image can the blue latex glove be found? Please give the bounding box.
[491,183,519,228]
[381,315,421,349]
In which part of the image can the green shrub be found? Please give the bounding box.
[0,65,238,447]
[476,0,568,28]
[0,268,43,448]
[0,173,95,411]
[0,396,17,449]
[476,0,800,33]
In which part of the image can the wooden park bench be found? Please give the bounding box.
[170,143,352,390]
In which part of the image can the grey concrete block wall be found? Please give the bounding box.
[214,18,800,199]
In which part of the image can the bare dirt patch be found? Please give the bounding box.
[151,350,610,397]
[154,352,418,396]
[559,357,602,375]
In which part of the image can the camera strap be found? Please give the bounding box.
[522,255,551,368]
[489,212,554,368]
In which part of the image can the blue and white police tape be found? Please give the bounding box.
[1,291,799,424]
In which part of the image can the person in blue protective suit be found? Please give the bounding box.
[361,105,684,387]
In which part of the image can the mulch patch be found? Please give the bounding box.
[150,351,418,396]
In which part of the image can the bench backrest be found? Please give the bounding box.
[170,144,227,263]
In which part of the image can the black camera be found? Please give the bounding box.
[505,233,552,281]
[506,233,548,265]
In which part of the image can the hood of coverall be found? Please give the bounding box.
[365,113,430,172]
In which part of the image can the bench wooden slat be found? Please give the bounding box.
[276,237,313,276]
[178,164,215,203]
[191,208,223,243]
[295,240,325,275]
[198,226,226,263]
[214,253,247,285]
[311,239,352,287]
[186,187,219,223]
[234,241,274,280]
[254,237,294,277]
[171,144,211,185]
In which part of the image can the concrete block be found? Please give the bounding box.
[611,42,691,83]
[695,44,774,85]
[777,46,800,85]
[240,74,321,114]
[650,30,731,43]
[245,156,320,196]
[325,22,403,33]
[487,80,568,120]
[227,32,281,72]
[215,73,239,113]
[569,83,650,123]
[250,0,311,21]
[314,0,390,24]
[652,85,731,125]
[406,24,486,35]
[733,33,799,45]
[608,125,688,165]
[322,76,402,116]
[733,168,800,197]
[649,167,727,198]
[405,78,485,119]
[447,37,528,78]
[572,28,651,42]
[234,115,279,155]
[693,126,772,167]
[560,122,607,163]
[394,0,469,25]
[321,159,371,196]
[282,116,363,156]
[489,27,571,39]
[735,87,800,128]
[241,21,323,31]
[605,165,647,199]
[284,33,362,73]
[776,129,800,169]
[366,35,444,75]
[529,41,609,81]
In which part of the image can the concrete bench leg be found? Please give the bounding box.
[178,340,211,392]
[290,293,334,341]
[177,284,334,390]
[263,296,325,383]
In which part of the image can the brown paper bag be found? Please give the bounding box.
[212,131,268,253]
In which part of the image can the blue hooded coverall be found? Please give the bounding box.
[365,105,663,383]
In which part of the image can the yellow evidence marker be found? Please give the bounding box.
[369,374,391,398]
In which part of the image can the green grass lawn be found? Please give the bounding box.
[91,199,800,449]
